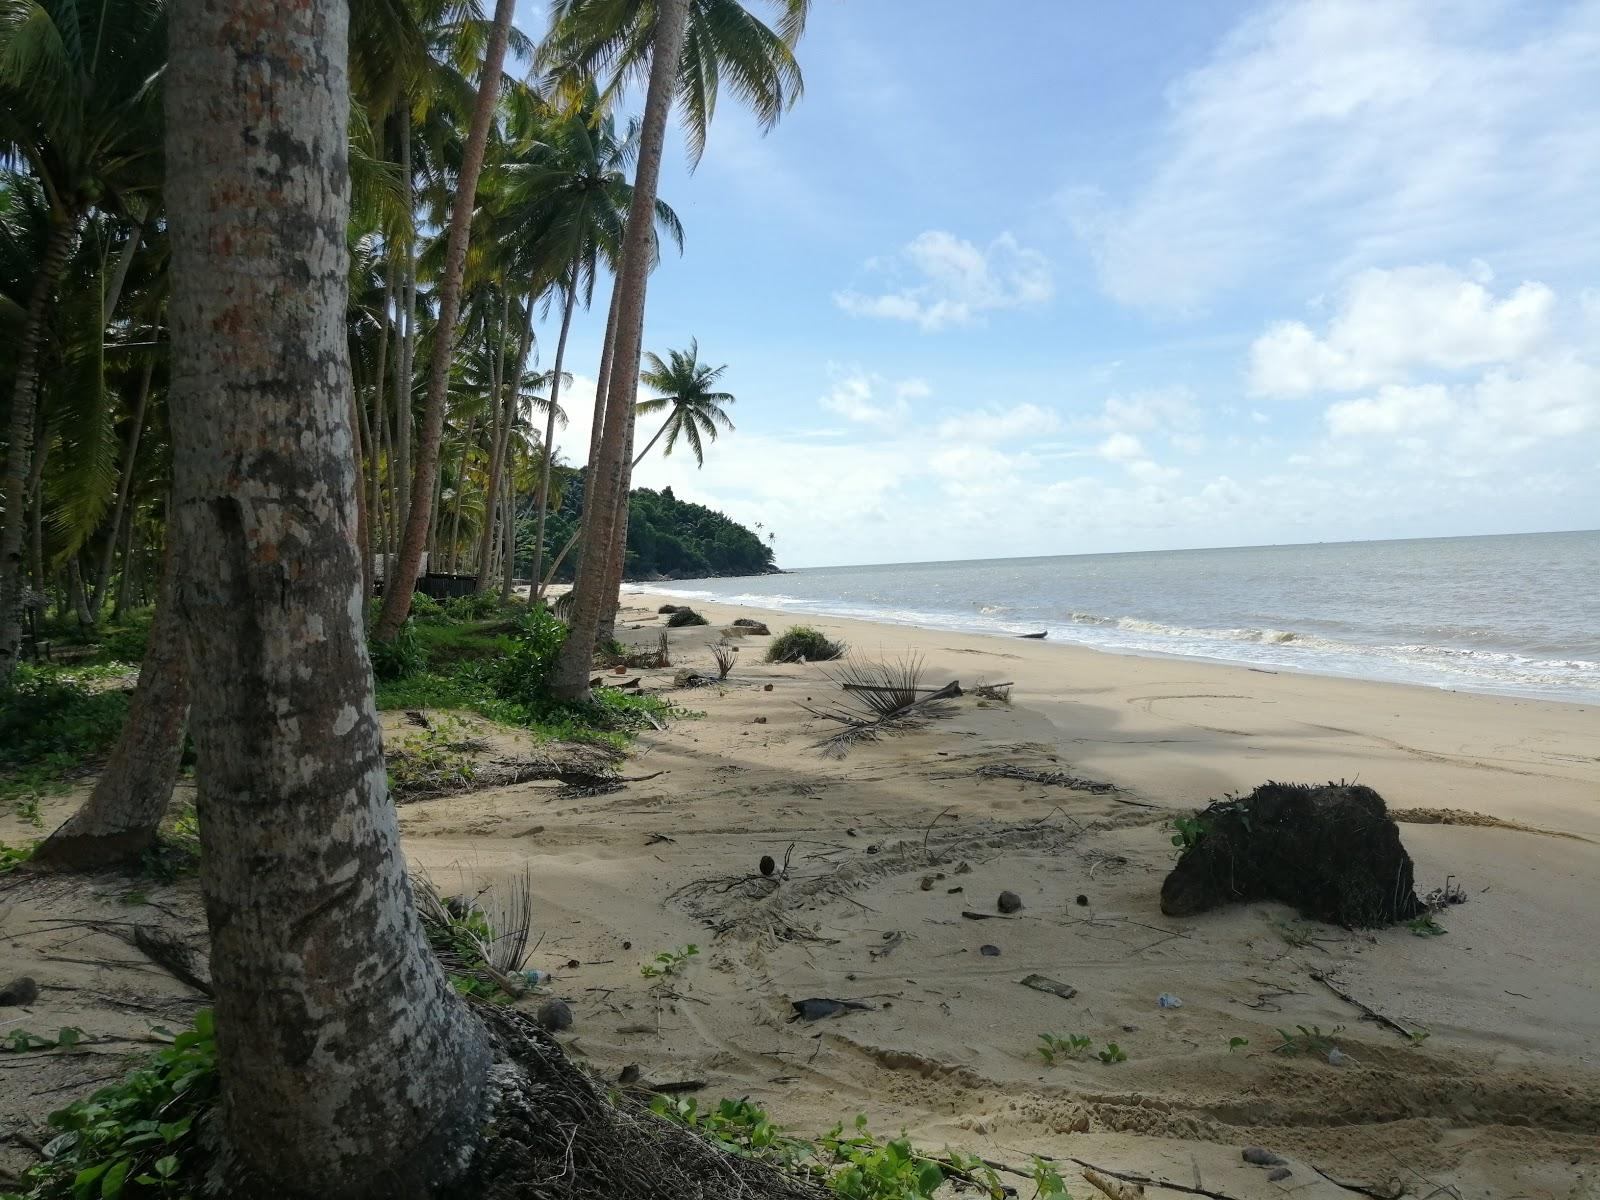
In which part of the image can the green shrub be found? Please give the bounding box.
[0,669,129,770]
[408,591,443,620]
[443,591,504,621]
[665,608,708,628]
[496,605,569,706]
[368,620,426,681]
[100,609,153,664]
[765,626,846,664]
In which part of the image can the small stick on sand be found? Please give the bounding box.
[1069,1159,1247,1200]
[1310,970,1419,1040]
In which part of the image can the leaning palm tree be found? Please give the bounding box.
[540,0,808,700]
[634,340,735,466]
[0,0,167,682]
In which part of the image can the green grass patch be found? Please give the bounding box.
[765,626,847,664]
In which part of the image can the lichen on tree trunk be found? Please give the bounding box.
[164,0,491,1193]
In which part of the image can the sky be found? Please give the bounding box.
[513,0,1600,569]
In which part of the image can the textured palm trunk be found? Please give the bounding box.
[528,275,579,600]
[374,0,517,637]
[472,294,515,589]
[0,218,74,683]
[394,121,415,537]
[32,545,189,870]
[445,415,474,573]
[351,358,373,603]
[367,268,393,588]
[590,299,648,648]
[102,208,147,326]
[90,339,158,620]
[548,0,689,699]
[165,0,491,1192]
[500,449,517,599]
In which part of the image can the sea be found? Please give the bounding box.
[642,531,1600,704]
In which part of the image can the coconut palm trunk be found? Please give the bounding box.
[0,218,74,683]
[90,338,158,620]
[374,0,517,637]
[32,543,189,871]
[165,0,491,1189]
[474,295,532,589]
[529,270,582,599]
[549,0,690,699]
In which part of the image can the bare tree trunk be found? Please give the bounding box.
[594,303,650,642]
[548,0,689,700]
[102,207,146,327]
[445,415,473,573]
[374,0,517,637]
[500,448,517,599]
[474,294,532,591]
[1,218,74,684]
[32,545,189,871]
[165,0,491,1191]
[394,121,415,538]
[351,353,372,604]
[68,557,93,629]
[529,273,580,600]
[112,520,138,621]
[92,339,159,619]
[26,410,51,596]
[368,266,393,588]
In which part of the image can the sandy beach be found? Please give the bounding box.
[5,591,1598,1198]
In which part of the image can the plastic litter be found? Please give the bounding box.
[1158,993,1183,1008]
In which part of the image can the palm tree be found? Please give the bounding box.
[0,0,166,682]
[540,0,808,700]
[372,0,520,640]
[164,0,490,1185]
[634,339,735,466]
[492,86,681,598]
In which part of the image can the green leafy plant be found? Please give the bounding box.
[1167,814,1211,853]
[1272,1024,1344,1056]
[1030,1158,1072,1200]
[367,618,426,681]
[137,805,202,883]
[2,1010,216,1198]
[1037,1033,1093,1065]
[1407,914,1447,937]
[641,943,699,979]
[821,1116,944,1200]
[3,1027,86,1053]
[665,608,708,628]
[496,604,571,703]
[385,717,480,797]
[0,839,37,873]
[1228,1036,1249,1053]
[0,669,129,771]
[1096,1042,1127,1064]
[12,792,41,826]
[765,626,846,664]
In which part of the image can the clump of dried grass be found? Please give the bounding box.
[711,641,737,679]
[801,654,957,758]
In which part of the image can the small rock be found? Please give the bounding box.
[1121,1023,1140,1033]
[1243,1147,1286,1167]
[954,862,972,875]
[566,959,581,969]
[1267,1167,1292,1182]
[0,976,39,1006]
[920,875,937,891]
[760,855,777,877]
[979,944,1001,957]
[947,886,964,894]
[846,828,858,837]
[866,844,880,854]
[997,890,1024,914]
[619,1064,641,1085]
[753,716,768,724]
[537,998,574,1033]
[622,941,632,950]
[763,683,774,691]
[1075,894,1089,906]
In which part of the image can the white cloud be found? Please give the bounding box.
[1097,432,1145,462]
[836,230,1053,330]
[1325,354,1600,450]
[1250,265,1555,395]
[817,371,927,430]
[1075,1,1600,310]
[935,402,1061,443]
[1096,386,1203,433]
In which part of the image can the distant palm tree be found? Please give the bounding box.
[634,340,735,467]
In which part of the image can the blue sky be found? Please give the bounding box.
[516,0,1600,568]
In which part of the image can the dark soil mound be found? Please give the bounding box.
[1160,782,1424,928]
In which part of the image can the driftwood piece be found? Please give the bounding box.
[1019,974,1077,1001]
[1310,970,1421,1040]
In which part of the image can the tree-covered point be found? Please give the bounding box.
[540,478,775,581]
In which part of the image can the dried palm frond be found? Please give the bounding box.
[711,641,736,679]
[801,654,959,758]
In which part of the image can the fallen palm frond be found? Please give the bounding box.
[414,868,535,997]
[973,763,1118,794]
[711,641,736,679]
[802,654,960,758]
[973,680,1013,702]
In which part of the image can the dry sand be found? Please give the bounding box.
[4,590,1599,1198]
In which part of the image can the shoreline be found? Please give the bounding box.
[624,585,1600,839]
[633,578,1600,707]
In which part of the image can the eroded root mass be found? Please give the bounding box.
[456,1006,826,1199]
[1161,781,1425,927]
